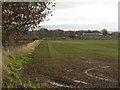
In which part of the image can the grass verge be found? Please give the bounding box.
[2,40,42,88]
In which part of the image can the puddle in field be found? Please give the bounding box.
[64,68,73,72]
[84,66,116,82]
[66,69,73,72]
[48,79,88,88]
[72,79,88,84]
[102,66,110,69]
[48,80,75,88]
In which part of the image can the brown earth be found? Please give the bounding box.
[22,59,118,88]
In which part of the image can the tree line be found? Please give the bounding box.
[32,28,108,39]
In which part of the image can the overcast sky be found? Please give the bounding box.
[40,0,119,31]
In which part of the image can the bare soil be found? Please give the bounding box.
[22,59,118,88]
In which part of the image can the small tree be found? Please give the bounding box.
[2,1,55,47]
[101,29,108,35]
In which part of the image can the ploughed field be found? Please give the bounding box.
[22,40,118,88]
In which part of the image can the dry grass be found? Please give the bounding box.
[2,40,42,88]
[19,40,41,53]
[3,40,41,72]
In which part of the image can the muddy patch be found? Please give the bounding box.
[23,58,118,88]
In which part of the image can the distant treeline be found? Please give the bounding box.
[3,25,119,48]
[32,28,108,39]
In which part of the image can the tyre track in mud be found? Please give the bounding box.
[48,61,117,88]
[84,66,116,82]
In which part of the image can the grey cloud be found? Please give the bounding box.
[55,0,118,10]
[55,1,84,9]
